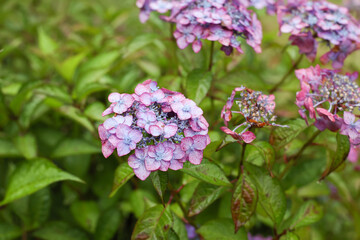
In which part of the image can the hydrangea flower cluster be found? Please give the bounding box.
[136,0,263,55]
[295,65,360,147]
[98,80,210,180]
[221,87,287,143]
[277,0,360,68]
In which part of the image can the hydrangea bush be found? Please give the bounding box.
[1,0,360,240]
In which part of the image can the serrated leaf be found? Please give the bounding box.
[181,159,231,186]
[14,133,37,159]
[94,208,121,240]
[33,221,88,240]
[51,138,100,158]
[231,171,258,232]
[203,140,222,159]
[245,163,286,226]
[320,133,350,180]
[58,106,95,133]
[0,223,22,240]
[270,119,307,149]
[186,69,212,104]
[151,171,168,202]
[197,219,248,240]
[38,28,58,55]
[251,141,275,170]
[0,158,83,206]
[110,163,135,198]
[189,182,227,217]
[71,201,100,233]
[289,201,323,229]
[131,205,173,240]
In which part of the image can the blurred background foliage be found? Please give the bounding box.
[0,0,360,239]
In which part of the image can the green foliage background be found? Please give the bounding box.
[0,0,360,239]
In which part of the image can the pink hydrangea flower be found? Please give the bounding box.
[99,79,210,180]
[181,135,208,164]
[171,99,203,120]
[295,66,360,143]
[221,87,287,143]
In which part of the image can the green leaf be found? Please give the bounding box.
[203,140,222,159]
[167,228,180,240]
[320,133,350,180]
[131,205,173,240]
[57,106,96,133]
[245,163,286,226]
[189,182,227,217]
[0,223,22,240]
[33,221,88,240]
[124,34,158,58]
[14,133,38,159]
[56,52,87,82]
[35,85,72,104]
[280,232,300,240]
[38,28,58,55]
[94,208,121,240]
[231,171,258,232]
[250,141,275,170]
[70,201,100,233]
[151,171,168,202]
[109,163,135,198]
[181,159,231,186]
[51,138,100,158]
[288,201,323,229]
[28,188,51,229]
[0,138,21,157]
[84,102,106,121]
[185,69,212,104]
[270,119,307,149]
[10,81,42,115]
[197,219,248,240]
[0,158,83,206]
[172,215,188,240]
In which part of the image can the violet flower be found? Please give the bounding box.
[277,0,360,68]
[99,79,210,180]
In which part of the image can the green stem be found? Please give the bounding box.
[269,54,304,94]
[279,130,322,179]
[208,41,215,71]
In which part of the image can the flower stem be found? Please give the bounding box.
[208,41,215,71]
[237,143,247,178]
[269,54,304,94]
[279,129,322,179]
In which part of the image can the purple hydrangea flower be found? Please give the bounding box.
[99,79,210,180]
[277,0,360,68]
[146,142,173,171]
[137,0,263,55]
[116,124,143,156]
[128,148,151,180]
